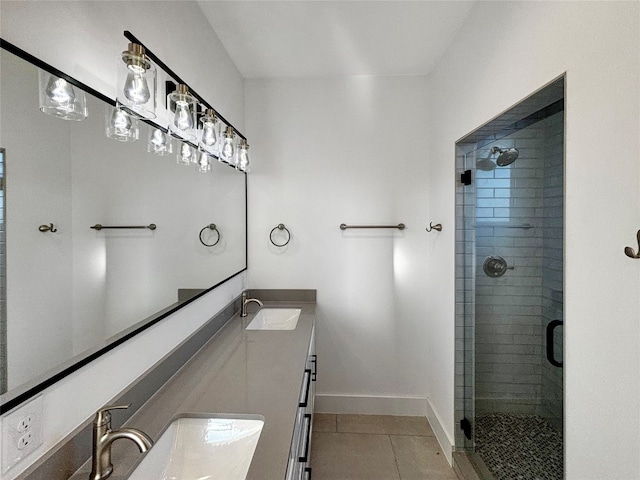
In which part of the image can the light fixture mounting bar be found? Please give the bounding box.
[123,30,246,140]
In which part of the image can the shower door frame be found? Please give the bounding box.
[453,76,566,470]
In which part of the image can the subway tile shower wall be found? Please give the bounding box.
[474,118,547,416]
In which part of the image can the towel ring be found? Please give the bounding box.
[270,223,291,247]
[199,224,220,247]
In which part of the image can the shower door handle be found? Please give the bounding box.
[546,320,563,368]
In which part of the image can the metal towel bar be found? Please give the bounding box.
[340,223,405,230]
[91,224,156,231]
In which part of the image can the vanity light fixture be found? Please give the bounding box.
[167,83,197,141]
[38,70,88,121]
[176,141,195,165]
[219,126,237,165]
[106,105,139,142]
[199,109,220,156]
[237,139,251,173]
[147,127,173,156]
[117,43,157,119]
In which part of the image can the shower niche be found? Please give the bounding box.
[454,77,564,480]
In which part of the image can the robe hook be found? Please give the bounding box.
[39,223,57,233]
[426,222,442,232]
[624,229,640,259]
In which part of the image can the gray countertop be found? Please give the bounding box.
[70,300,316,480]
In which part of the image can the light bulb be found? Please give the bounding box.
[201,120,217,148]
[118,43,156,119]
[39,70,87,121]
[167,84,197,141]
[197,152,211,173]
[46,76,75,107]
[148,128,172,155]
[123,64,150,104]
[173,101,194,131]
[106,106,138,142]
[112,108,132,135]
[220,127,236,164]
[238,142,250,172]
[177,142,194,165]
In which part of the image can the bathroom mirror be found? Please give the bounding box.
[0,43,247,410]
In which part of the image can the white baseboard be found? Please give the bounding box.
[314,394,428,417]
[426,398,454,466]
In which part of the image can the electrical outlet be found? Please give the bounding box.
[17,432,33,450]
[2,395,43,473]
[17,415,34,433]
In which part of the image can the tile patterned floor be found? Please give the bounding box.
[475,413,563,480]
[310,414,459,480]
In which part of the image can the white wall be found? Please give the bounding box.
[1,52,75,389]
[245,76,431,414]
[425,1,640,478]
[0,2,247,478]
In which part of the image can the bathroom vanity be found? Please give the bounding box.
[67,293,316,480]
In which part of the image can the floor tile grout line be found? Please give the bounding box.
[387,433,404,480]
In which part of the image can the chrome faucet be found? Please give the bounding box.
[89,404,153,480]
[241,292,263,317]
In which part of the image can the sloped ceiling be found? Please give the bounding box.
[198,1,477,78]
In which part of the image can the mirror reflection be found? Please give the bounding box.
[0,46,247,399]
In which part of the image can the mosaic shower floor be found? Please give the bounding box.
[475,413,563,480]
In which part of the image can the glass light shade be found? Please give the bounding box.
[38,70,88,121]
[237,139,251,173]
[199,109,220,156]
[167,84,197,141]
[147,127,173,156]
[219,126,237,165]
[176,142,195,165]
[196,151,212,173]
[117,43,157,119]
[105,105,139,142]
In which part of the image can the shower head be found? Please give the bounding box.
[490,146,519,166]
[476,158,496,171]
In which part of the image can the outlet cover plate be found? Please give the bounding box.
[2,395,43,473]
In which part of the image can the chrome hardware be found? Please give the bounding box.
[38,223,57,233]
[270,223,291,247]
[89,404,153,480]
[91,224,156,231]
[340,223,405,230]
[426,222,442,232]
[199,223,220,247]
[241,292,263,317]
[482,255,514,277]
[624,230,640,258]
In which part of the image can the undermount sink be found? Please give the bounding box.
[245,308,301,330]
[128,414,264,480]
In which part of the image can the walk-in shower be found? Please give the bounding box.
[454,77,565,479]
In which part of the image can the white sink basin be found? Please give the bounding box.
[246,308,301,330]
[128,415,264,480]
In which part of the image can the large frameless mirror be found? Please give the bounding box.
[0,42,247,411]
